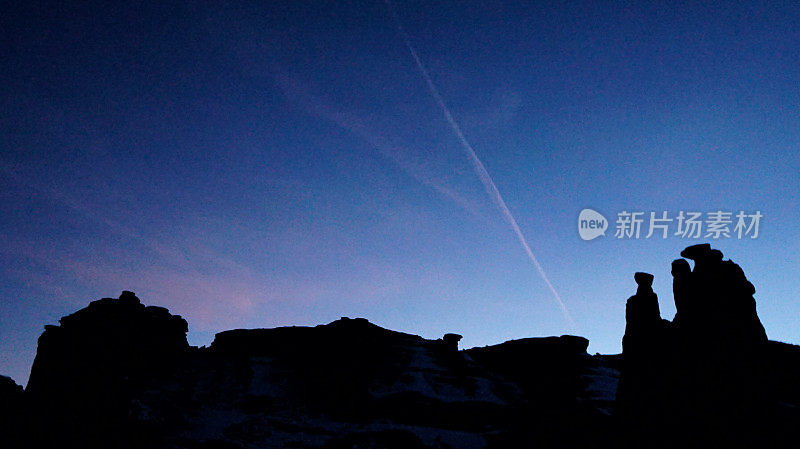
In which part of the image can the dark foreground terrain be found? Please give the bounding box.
[1,244,799,448]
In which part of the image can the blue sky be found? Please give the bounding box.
[2,1,799,385]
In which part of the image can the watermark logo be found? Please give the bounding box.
[579,209,762,240]
[578,209,608,240]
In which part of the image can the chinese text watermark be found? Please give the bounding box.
[578,209,761,241]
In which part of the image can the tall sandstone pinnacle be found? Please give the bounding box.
[618,244,770,449]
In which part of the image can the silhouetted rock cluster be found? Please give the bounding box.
[617,244,794,448]
[1,247,799,448]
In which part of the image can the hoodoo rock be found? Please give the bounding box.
[617,245,786,449]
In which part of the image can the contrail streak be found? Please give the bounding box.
[384,0,576,328]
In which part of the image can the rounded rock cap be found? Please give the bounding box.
[680,243,711,260]
[634,272,654,288]
[671,259,691,276]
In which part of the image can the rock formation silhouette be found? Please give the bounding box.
[0,375,24,447]
[616,244,793,449]
[25,291,189,448]
[1,245,799,448]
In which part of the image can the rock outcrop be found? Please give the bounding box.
[14,292,618,449]
[7,247,800,448]
[617,244,792,449]
[0,375,24,447]
[25,291,189,448]
[171,319,611,448]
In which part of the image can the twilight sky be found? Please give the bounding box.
[2,0,799,385]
